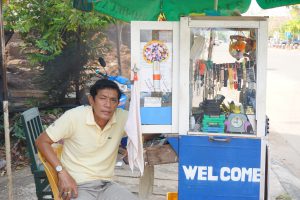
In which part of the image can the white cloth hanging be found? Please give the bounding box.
[124,72,144,175]
[190,35,205,60]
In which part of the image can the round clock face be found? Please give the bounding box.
[231,116,243,128]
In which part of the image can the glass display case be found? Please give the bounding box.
[179,16,268,137]
[131,21,179,133]
[178,16,269,200]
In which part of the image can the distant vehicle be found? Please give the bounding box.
[213,40,223,46]
[280,40,288,45]
[292,39,299,48]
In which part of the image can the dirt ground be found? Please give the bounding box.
[0,162,178,200]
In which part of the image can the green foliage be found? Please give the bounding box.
[4,0,112,62]
[289,5,300,19]
[42,108,64,117]
[279,6,300,40]
[11,114,25,140]
[7,108,66,143]
[4,0,113,103]
[37,30,111,104]
[40,108,64,126]
[24,98,41,107]
[1,113,26,143]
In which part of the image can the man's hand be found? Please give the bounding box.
[58,170,78,200]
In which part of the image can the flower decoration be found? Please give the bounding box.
[143,40,169,63]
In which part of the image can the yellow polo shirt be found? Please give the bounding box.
[46,105,128,184]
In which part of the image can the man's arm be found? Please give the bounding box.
[35,132,61,169]
[35,132,78,199]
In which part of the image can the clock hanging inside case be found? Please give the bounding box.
[224,113,253,134]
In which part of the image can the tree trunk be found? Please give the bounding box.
[1,1,13,199]
[75,26,82,104]
[115,22,123,75]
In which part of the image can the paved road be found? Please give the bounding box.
[267,48,300,199]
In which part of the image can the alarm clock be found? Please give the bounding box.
[224,113,253,134]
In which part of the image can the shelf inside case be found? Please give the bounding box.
[189,27,257,135]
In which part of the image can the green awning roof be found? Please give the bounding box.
[73,0,300,22]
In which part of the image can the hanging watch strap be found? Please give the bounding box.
[228,64,234,89]
[233,64,238,90]
[220,64,224,89]
[237,62,242,91]
[199,60,206,87]
[194,60,199,92]
[224,64,228,87]
[242,59,247,89]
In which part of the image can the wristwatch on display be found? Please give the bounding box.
[55,165,63,173]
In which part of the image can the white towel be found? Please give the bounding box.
[125,73,144,175]
[190,35,205,60]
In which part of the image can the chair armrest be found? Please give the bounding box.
[38,143,63,200]
[51,143,63,159]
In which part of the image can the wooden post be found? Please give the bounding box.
[3,102,12,199]
[214,0,218,11]
[139,165,154,199]
[207,0,218,61]
[205,0,219,99]
[0,0,13,199]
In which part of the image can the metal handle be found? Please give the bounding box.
[209,136,231,143]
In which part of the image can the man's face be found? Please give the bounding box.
[88,88,119,128]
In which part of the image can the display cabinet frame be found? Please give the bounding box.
[131,21,180,134]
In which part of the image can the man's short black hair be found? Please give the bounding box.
[90,79,122,100]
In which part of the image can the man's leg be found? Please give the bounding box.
[71,180,105,200]
[99,181,139,200]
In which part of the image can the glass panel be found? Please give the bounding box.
[139,30,173,125]
[189,27,257,135]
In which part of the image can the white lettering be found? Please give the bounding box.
[231,167,242,181]
[220,167,231,181]
[182,165,261,182]
[208,166,218,181]
[241,167,253,182]
[252,168,261,182]
[183,165,197,180]
[197,166,207,180]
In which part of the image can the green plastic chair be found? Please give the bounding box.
[21,107,53,199]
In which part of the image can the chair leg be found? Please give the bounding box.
[36,191,43,200]
[36,191,54,200]
[34,177,53,200]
